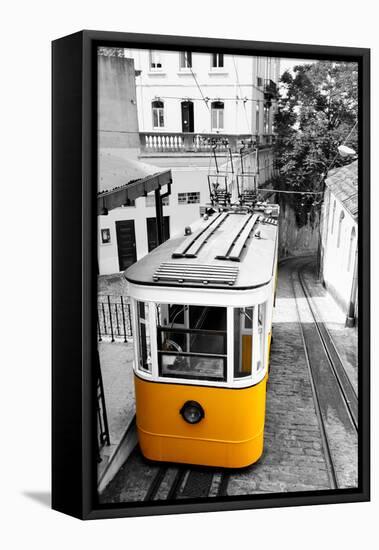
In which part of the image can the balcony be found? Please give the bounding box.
[139,132,275,155]
[264,79,278,106]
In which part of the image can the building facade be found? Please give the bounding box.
[98,53,211,275]
[124,49,280,139]
[98,50,281,275]
[320,161,358,324]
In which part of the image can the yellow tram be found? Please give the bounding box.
[125,203,279,468]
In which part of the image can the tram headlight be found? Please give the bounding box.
[180,401,205,424]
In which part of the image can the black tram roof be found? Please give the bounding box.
[124,207,279,290]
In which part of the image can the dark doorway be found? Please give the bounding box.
[181,101,194,132]
[115,220,137,271]
[147,216,170,252]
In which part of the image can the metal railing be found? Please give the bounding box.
[96,351,110,461]
[97,295,133,342]
[264,78,278,97]
[139,132,275,154]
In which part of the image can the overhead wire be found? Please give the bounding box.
[184,52,210,111]
[232,56,250,134]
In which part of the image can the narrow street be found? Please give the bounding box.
[99,257,358,503]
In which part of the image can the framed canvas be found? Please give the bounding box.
[52,30,370,520]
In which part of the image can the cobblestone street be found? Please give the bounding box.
[227,259,331,495]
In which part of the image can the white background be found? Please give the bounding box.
[1,1,377,548]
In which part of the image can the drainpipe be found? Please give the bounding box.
[346,244,358,327]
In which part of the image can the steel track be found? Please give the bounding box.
[291,263,358,490]
[144,464,229,501]
[298,264,358,429]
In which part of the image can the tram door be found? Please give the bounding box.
[181,101,194,133]
[115,220,137,271]
[146,216,170,252]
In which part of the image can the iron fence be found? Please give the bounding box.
[97,295,133,342]
[96,351,110,462]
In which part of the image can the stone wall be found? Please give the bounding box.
[98,55,140,149]
[277,197,320,259]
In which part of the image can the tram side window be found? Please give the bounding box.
[257,303,266,372]
[137,301,152,372]
[234,307,254,378]
[234,304,266,378]
[156,304,227,381]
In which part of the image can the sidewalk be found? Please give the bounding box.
[301,263,358,393]
[98,341,136,481]
[98,272,129,299]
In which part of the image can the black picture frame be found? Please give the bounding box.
[52,30,370,520]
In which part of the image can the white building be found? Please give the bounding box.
[320,161,358,325]
[98,54,211,275]
[98,51,281,275]
[125,49,280,141]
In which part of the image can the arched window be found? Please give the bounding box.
[337,210,345,248]
[347,227,356,271]
[152,100,164,128]
[211,101,224,130]
[331,200,336,234]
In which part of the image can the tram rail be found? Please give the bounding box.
[291,261,358,489]
[100,442,231,503]
[298,263,358,428]
[144,465,229,501]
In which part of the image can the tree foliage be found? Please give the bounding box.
[98,47,125,57]
[273,61,358,226]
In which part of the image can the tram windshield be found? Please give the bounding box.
[156,304,227,381]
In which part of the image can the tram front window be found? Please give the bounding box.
[157,304,227,381]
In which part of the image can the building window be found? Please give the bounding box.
[347,227,356,271]
[263,105,270,134]
[337,210,345,248]
[257,76,263,87]
[100,228,111,244]
[149,50,163,70]
[178,192,200,205]
[211,53,224,68]
[179,51,192,69]
[152,100,164,128]
[331,200,336,234]
[211,101,224,130]
[145,194,169,207]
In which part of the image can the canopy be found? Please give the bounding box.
[97,150,172,214]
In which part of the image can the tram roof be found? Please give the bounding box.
[125,208,278,290]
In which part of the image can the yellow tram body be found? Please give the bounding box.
[135,361,269,468]
[125,205,278,469]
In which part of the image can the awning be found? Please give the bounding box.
[97,150,172,214]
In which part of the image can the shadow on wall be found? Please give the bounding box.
[278,199,320,260]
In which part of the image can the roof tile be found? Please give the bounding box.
[325,160,358,219]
